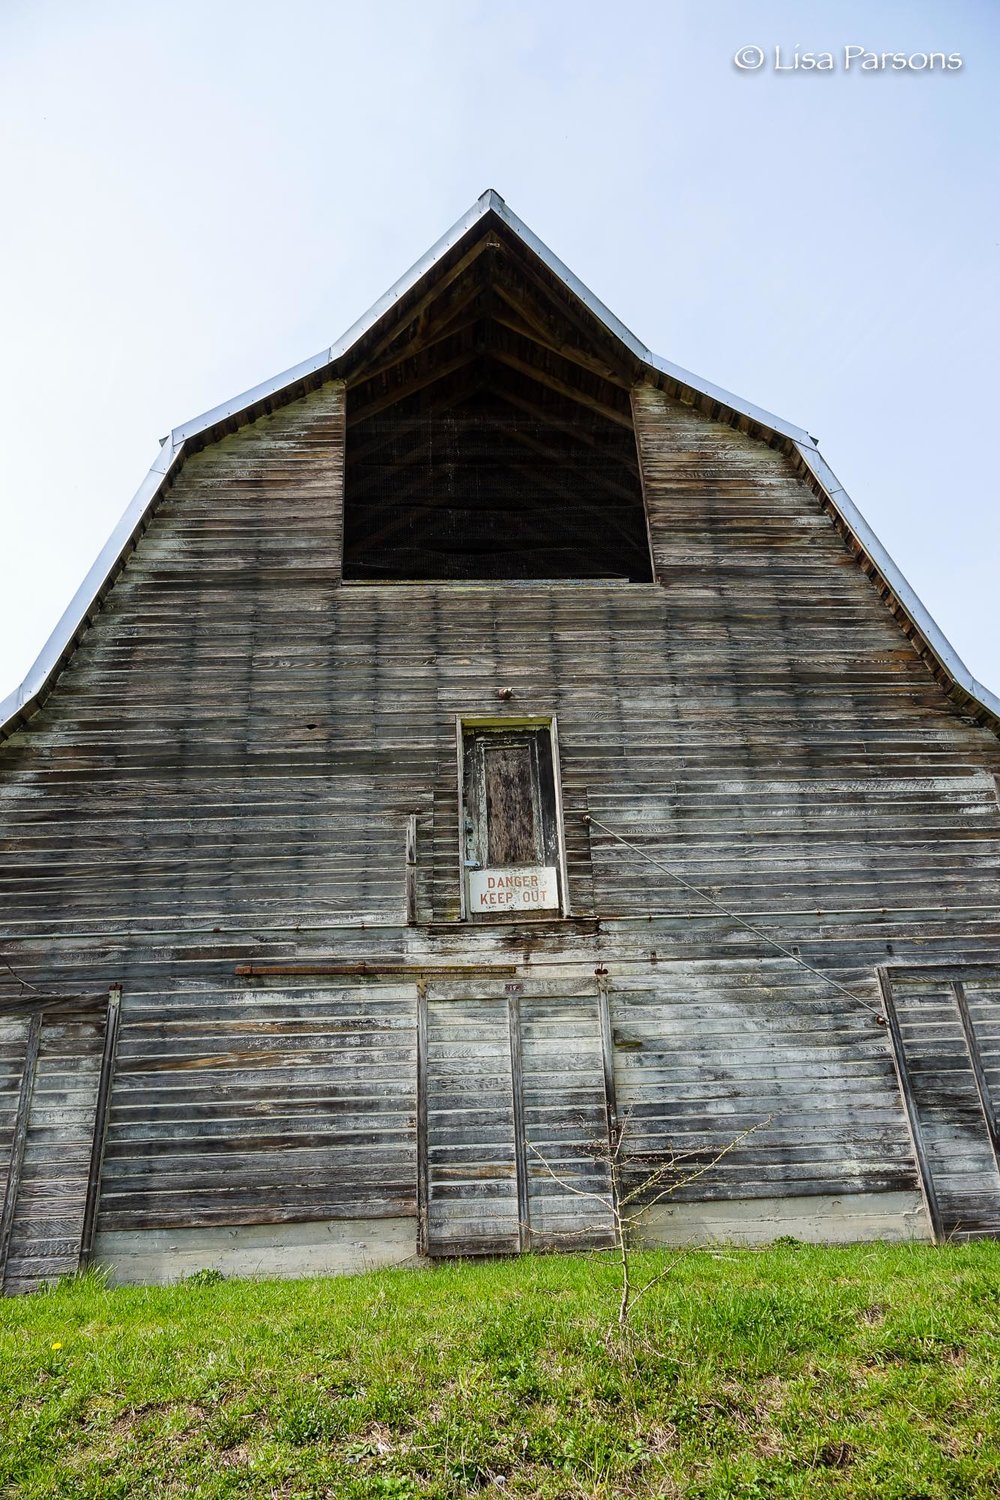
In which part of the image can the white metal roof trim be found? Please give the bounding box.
[170,195,498,446]
[1,192,995,737]
[0,439,186,730]
[794,442,1000,720]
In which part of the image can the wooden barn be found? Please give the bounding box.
[2,191,999,1293]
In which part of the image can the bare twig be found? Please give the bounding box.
[619,1118,771,1212]
[526,1142,614,1209]
[1,955,43,994]
[0,952,108,1011]
[527,1106,772,1331]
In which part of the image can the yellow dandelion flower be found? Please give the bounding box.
[50,1342,63,1350]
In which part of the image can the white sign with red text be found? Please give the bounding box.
[469,866,559,912]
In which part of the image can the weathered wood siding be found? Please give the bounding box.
[609,967,911,1203]
[602,385,1000,946]
[519,988,613,1248]
[0,375,998,1263]
[0,382,395,933]
[102,981,417,1232]
[422,989,520,1256]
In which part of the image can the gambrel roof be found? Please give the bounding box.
[2,189,997,736]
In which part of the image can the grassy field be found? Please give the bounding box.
[2,1241,1000,1498]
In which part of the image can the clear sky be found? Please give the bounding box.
[1,0,997,698]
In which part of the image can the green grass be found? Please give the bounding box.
[2,1242,1000,1498]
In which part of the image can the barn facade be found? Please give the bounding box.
[2,192,999,1292]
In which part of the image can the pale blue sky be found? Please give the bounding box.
[1,0,997,695]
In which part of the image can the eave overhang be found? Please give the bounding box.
[2,188,997,738]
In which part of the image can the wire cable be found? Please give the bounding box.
[585,815,885,1021]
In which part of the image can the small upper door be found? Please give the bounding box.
[461,724,565,919]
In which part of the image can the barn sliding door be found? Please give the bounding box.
[0,994,119,1295]
[882,968,1000,1241]
[418,978,614,1256]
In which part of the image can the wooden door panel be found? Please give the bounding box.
[484,745,540,866]
[423,996,520,1256]
[420,979,614,1258]
[0,1018,31,1209]
[884,970,1000,1241]
[1,999,115,1295]
[963,977,1000,1129]
[520,993,614,1250]
[102,982,418,1233]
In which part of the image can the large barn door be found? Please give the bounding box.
[882,968,1000,1241]
[0,993,119,1295]
[419,978,615,1257]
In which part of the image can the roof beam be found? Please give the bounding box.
[488,350,635,428]
[343,232,498,378]
[497,412,642,504]
[492,237,645,383]
[347,350,482,425]
[352,283,487,389]
[491,283,630,387]
[487,382,632,461]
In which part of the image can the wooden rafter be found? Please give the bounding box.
[346,449,562,560]
[490,284,628,388]
[497,418,643,506]
[487,351,634,428]
[491,236,643,381]
[346,366,486,466]
[342,225,652,582]
[497,459,649,556]
[344,232,498,377]
[355,283,487,389]
[347,471,647,575]
[486,382,627,461]
[348,350,485,426]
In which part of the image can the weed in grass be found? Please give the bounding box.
[184,1268,226,1289]
[276,1392,348,1446]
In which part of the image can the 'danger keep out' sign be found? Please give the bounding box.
[469,866,559,911]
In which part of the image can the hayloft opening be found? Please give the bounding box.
[341,226,652,582]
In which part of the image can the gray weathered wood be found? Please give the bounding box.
[405,815,418,926]
[506,994,530,1249]
[80,987,122,1263]
[1,1003,109,1292]
[0,1013,41,1291]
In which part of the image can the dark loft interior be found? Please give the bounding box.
[341,224,652,582]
